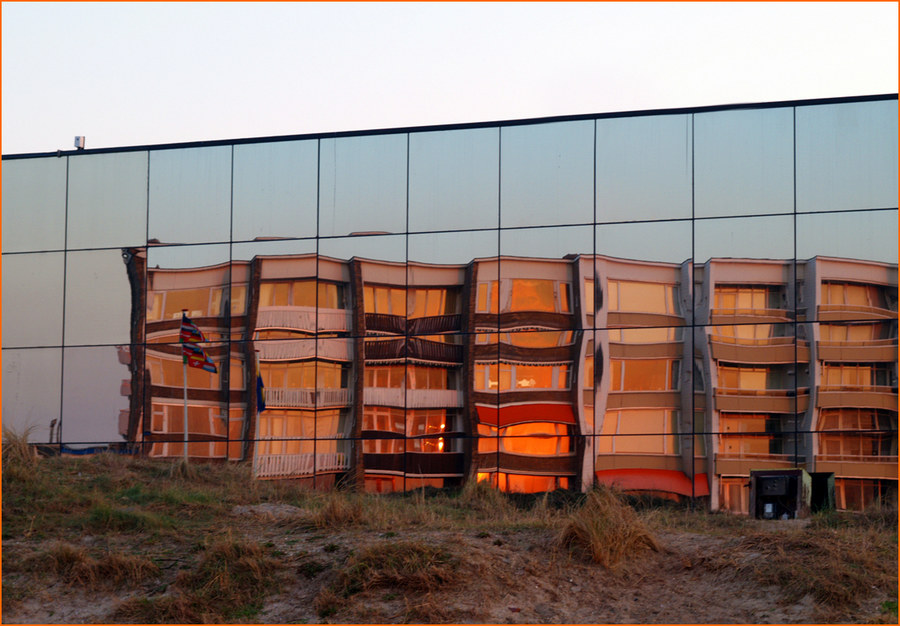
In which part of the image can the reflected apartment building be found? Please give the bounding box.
[120,249,898,510]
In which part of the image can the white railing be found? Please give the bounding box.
[257,338,353,362]
[265,387,351,408]
[363,387,463,408]
[254,451,350,478]
[257,306,351,332]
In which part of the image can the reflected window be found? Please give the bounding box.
[260,280,343,309]
[584,279,595,315]
[610,359,679,391]
[261,361,347,389]
[822,363,892,389]
[364,365,455,390]
[601,410,679,455]
[476,280,499,314]
[364,285,407,316]
[820,322,894,343]
[474,361,570,391]
[147,287,225,321]
[717,365,788,391]
[714,285,784,312]
[148,355,221,389]
[822,281,896,311]
[608,281,679,314]
[408,288,460,318]
[509,279,571,313]
[149,404,226,437]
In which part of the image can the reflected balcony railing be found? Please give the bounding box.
[715,387,810,397]
[257,338,353,362]
[265,387,351,408]
[364,337,462,363]
[715,451,805,462]
[363,387,463,408]
[817,304,897,321]
[254,451,350,478]
[816,454,897,463]
[710,335,798,346]
[710,307,795,321]
[256,306,351,332]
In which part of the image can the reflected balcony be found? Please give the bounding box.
[363,451,465,476]
[817,303,897,323]
[254,450,350,478]
[709,335,809,364]
[264,387,351,409]
[257,306,351,333]
[816,385,898,411]
[363,387,463,408]
[257,338,354,362]
[365,337,463,364]
[714,387,810,413]
[814,454,898,480]
[816,338,898,363]
[710,307,794,326]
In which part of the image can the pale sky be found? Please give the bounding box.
[2,2,897,155]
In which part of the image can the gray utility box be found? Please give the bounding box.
[749,468,812,520]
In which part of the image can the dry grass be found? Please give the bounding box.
[556,486,660,569]
[24,542,160,589]
[1,426,39,478]
[703,518,897,619]
[113,537,284,623]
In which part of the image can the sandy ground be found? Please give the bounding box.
[1,505,891,624]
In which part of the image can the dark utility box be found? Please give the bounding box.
[749,469,811,520]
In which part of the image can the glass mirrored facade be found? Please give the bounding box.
[3,94,896,511]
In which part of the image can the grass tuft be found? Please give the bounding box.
[25,542,160,589]
[84,502,171,532]
[2,426,39,476]
[556,486,659,569]
[333,540,460,596]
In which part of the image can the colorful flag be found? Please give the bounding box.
[181,313,217,373]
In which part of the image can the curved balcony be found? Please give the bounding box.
[714,387,810,413]
[254,451,350,478]
[817,304,897,322]
[710,336,809,364]
[710,308,794,325]
[257,306,351,333]
[816,338,897,363]
[265,387,351,409]
[816,386,898,411]
[257,338,354,362]
[363,387,463,408]
[365,337,463,364]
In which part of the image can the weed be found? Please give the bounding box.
[556,486,659,569]
[323,542,340,553]
[334,540,460,596]
[298,559,328,578]
[83,502,171,532]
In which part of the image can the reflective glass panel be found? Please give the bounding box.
[2,347,62,441]
[694,215,793,264]
[408,230,498,266]
[318,134,407,236]
[1,157,67,252]
[597,219,692,264]
[2,251,64,347]
[67,151,148,249]
[319,234,405,264]
[797,210,897,266]
[148,146,232,244]
[408,127,499,232]
[796,99,899,213]
[500,120,594,227]
[596,114,692,222]
[61,346,130,447]
[64,249,132,345]
[500,225,593,260]
[232,140,318,241]
[694,107,793,217]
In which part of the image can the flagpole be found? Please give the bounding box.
[182,309,189,464]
